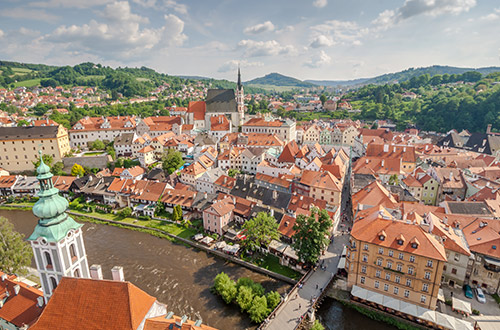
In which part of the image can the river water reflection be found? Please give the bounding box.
[2,209,394,330]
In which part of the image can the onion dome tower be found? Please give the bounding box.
[28,151,89,302]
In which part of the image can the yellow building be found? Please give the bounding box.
[346,207,446,310]
[0,125,70,172]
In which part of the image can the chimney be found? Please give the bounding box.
[381,160,385,167]
[393,146,396,153]
[14,284,20,295]
[1,274,6,281]
[487,124,492,134]
[90,264,103,280]
[204,193,208,199]
[111,266,125,281]
[383,144,389,152]
[449,172,453,181]
[300,195,303,201]
[37,296,44,308]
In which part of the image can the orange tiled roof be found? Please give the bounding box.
[214,175,236,189]
[207,197,234,216]
[188,101,206,121]
[279,214,297,238]
[161,189,196,207]
[366,143,416,163]
[462,218,500,259]
[352,181,398,210]
[52,176,76,192]
[299,170,342,192]
[352,207,447,261]
[144,315,218,330]
[70,116,136,132]
[138,145,155,153]
[0,271,44,327]
[243,117,283,127]
[30,278,156,330]
[0,175,17,188]
[210,115,230,131]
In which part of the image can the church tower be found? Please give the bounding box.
[236,66,245,126]
[28,152,90,303]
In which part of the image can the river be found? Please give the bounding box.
[1,209,395,330]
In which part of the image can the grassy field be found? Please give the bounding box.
[83,151,105,156]
[13,78,41,88]
[246,83,300,92]
[136,77,151,82]
[12,68,34,74]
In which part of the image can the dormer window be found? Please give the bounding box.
[397,240,404,246]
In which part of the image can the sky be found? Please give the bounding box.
[0,0,499,81]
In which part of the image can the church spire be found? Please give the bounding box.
[237,65,242,90]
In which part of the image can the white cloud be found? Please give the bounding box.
[244,21,275,34]
[237,39,296,57]
[305,50,331,68]
[30,0,113,8]
[480,8,500,21]
[164,0,188,15]
[276,25,295,34]
[218,60,264,73]
[0,7,59,22]
[0,30,4,39]
[313,0,327,8]
[310,20,368,46]
[372,0,477,30]
[132,0,157,7]
[310,35,335,48]
[45,1,186,58]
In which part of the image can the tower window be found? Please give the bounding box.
[45,251,53,269]
[50,276,57,291]
[70,244,77,262]
[73,269,80,278]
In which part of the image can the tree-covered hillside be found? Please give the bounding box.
[245,73,316,88]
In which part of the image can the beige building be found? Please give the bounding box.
[0,125,70,172]
[347,207,447,309]
[69,116,137,148]
[242,117,296,142]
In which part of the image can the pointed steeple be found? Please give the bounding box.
[237,65,242,90]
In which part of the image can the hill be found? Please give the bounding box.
[306,65,500,87]
[245,72,316,88]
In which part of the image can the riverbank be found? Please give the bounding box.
[327,288,427,330]
[2,204,299,284]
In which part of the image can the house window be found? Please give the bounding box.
[387,261,392,269]
[450,268,456,275]
[399,253,404,260]
[394,287,399,295]
[388,250,394,257]
[404,290,410,298]
[424,271,431,280]
[361,266,367,274]
[70,244,77,262]
[74,268,80,278]
[377,258,382,266]
[378,248,384,254]
[375,270,381,278]
[409,256,415,263]
[384,284,389,292]
[396,264,403,272]
[454,254,460,262]
[406,279,412,287]
[427,260,433,268]
[385,273,391,281]
[421,295,426,303]
[395,276,401,284]
[50,277,58,291]
[360,276,365,284]
[375,281,379,289]
[422,283,429,292]
[408,266,414,275]
[363,244,369,251]
[362,255,368,262]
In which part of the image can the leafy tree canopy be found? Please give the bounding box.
[0,217,33,275]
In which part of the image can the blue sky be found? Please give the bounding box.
[0,0,499,81]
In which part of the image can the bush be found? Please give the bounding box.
[445,299,452,306]
[139,215,151,221]
[472,309,480,315]
[213,272,237,304]
[248,296,268,323]
[118,207,132,219]
[266,291,281,310]
[311,320,325,330]
[236,286,254,312]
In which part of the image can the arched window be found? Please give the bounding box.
[69,244,77,262]
[44,252,53,269]
[50,277,57,291]
[73,269,80,278]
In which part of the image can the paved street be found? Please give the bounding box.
[263,232,349,329]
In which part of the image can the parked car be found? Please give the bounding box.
[475,287,486,303]
[463,284,473,299]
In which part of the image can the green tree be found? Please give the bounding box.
[106,146,116,160]
[32,154,54,170]
[248,295,269,323]
[388,174,400,185]
[320,94,327,105]
[51,161,64,175]
[227,169,240,177]
[241,212,280,252]
[162,148,184,174]
[0,217,33,275]
[292,207,332,265]
[213,272,237,304]
[71,163,85,177]
[155,197,165,216]
[311,320,325,330]
[118,207,132,218]
[90,139,105,150]
[266,291,281,310]
[236,277,265,296]
[236,286,254,312]
[172,205,182,222]
[16,119,30,127]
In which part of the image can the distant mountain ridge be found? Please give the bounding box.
[245,72,316,88]
[306,65,500,87]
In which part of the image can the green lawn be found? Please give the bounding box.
[83,151,105,156]
[13,79,41,87]
[250,253,301,280]
[12,68,33,74]
[136,77,151,82]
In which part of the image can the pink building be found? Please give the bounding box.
[203,197,234,235]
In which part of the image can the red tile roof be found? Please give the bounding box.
[144,315,218,330]
[188,101,206,121]
[210,115,230,131]
[30,278,156,330]
[0,271,44,327]
[243,117,283,127]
